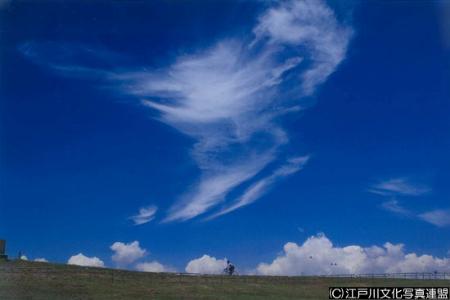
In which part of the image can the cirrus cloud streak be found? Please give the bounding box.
[19,0,352,222]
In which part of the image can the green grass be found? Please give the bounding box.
[0,260,448,300]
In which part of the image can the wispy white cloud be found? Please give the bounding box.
[256,234,450,275]
[19,0,352,222]
[19,41,126,78]
[133,39,296,221]
[133,0,350,221]
[380,200,450,228]
[381,199,413,217]
[252,0,352,95]
[369,178,430,197]
[111,241,147,266]
[419,209,450,227]
[164,151,277,222]
[67,253,105,268]
[129,205,157,225]
[369,178,449,228]
[206,155,310,220]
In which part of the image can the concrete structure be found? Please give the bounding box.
[0,239,8,260]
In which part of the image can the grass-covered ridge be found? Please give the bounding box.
[0,260,448,300]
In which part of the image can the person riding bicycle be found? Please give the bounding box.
[225,260,235,275]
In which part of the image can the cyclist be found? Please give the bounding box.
[225,260,235,275]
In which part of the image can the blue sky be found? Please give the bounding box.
[0,0,449,274]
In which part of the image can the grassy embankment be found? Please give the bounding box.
[0,260,448,299]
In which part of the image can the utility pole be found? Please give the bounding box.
[0,240,8,260]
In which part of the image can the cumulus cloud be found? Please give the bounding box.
[19,0,352,222]
[67,253,105,268]
[111,241,147,266]
[129,205,157,225]
[185,255,227,274]
[369,178,430,197]
[256,234,450,275]
[135,261,173,273]
[419,209,450,227]
[19,255,28,261]
[34,258,48,262]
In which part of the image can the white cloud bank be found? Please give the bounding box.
[63,241,170,272]
[256,234,450,276]
[34,258,48,263]
[135,261,173,273]
[67,253,105,268]
[129,205,157,225]
[185,255,227,274]
[111,241,147,266]
[43,235,450,275]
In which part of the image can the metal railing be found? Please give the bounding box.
[323,272,450,280]
[1,264,449,280]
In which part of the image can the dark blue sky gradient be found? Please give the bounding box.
[0,0,449,269]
